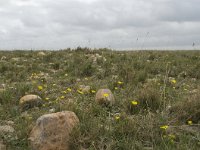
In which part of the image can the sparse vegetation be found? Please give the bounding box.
[0,49,200,149]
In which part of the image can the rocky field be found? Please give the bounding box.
[0,48,200,150]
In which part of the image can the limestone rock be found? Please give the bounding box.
[5,121,14,126]
[0,125,15,134]
[79,85,91,94]
[11,57,20,61]
[37,52,46,56]
[19,95,43,111]
[95,89,115,106]
[1,56,6,61]
[49,108,55,113]
[29,111,79,150]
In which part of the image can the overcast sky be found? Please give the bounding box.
[0,0,200,50]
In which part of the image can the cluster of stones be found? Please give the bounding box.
[15,88,115,150]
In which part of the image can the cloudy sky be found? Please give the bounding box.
[0,0,200,50]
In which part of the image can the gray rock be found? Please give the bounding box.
[29,111,79,150]
[19,94,43,111]
[95,89,115,106]
[0,125,14,134]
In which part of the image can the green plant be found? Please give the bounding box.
[137,85,162,112]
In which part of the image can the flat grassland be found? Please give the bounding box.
[0,49,200,149]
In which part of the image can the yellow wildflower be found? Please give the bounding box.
[115,116,120,120]
[91,90,96,93]
[188,120,192,125]
[38,85,43,91]
[45,97,50,101]
[114,87,118,90]
[131,100,138,106]
[77,90,84,94]
[160,125,169,130]
[171,79,176,84]
[117,81,123,85]
[103,93,109,97]
[67,88,72,92]
[60,96,65,99]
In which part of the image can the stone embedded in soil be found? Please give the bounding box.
[0,125,15,134]
[95,89,115,106]
[11,57,20,61]
[37,52,46,56]
[79,85,91,93]
[5,121,14,126]
[19,94,43,111]
[29,111,79,150]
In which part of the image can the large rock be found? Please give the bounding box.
[95,89,115,106]
[29,111,79,150]
[19,95,43,111]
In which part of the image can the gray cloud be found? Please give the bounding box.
[0,0,199,50]
[153,0,200,22]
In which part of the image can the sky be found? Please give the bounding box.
[0,0,200,50]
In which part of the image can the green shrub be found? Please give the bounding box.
[137,86,162,112]
[81,62,95,77]
[169,91,200,124]
[0,90,13,105]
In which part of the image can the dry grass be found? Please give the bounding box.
[0,49,200,149]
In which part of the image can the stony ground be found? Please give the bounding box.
[0,48,200,150]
